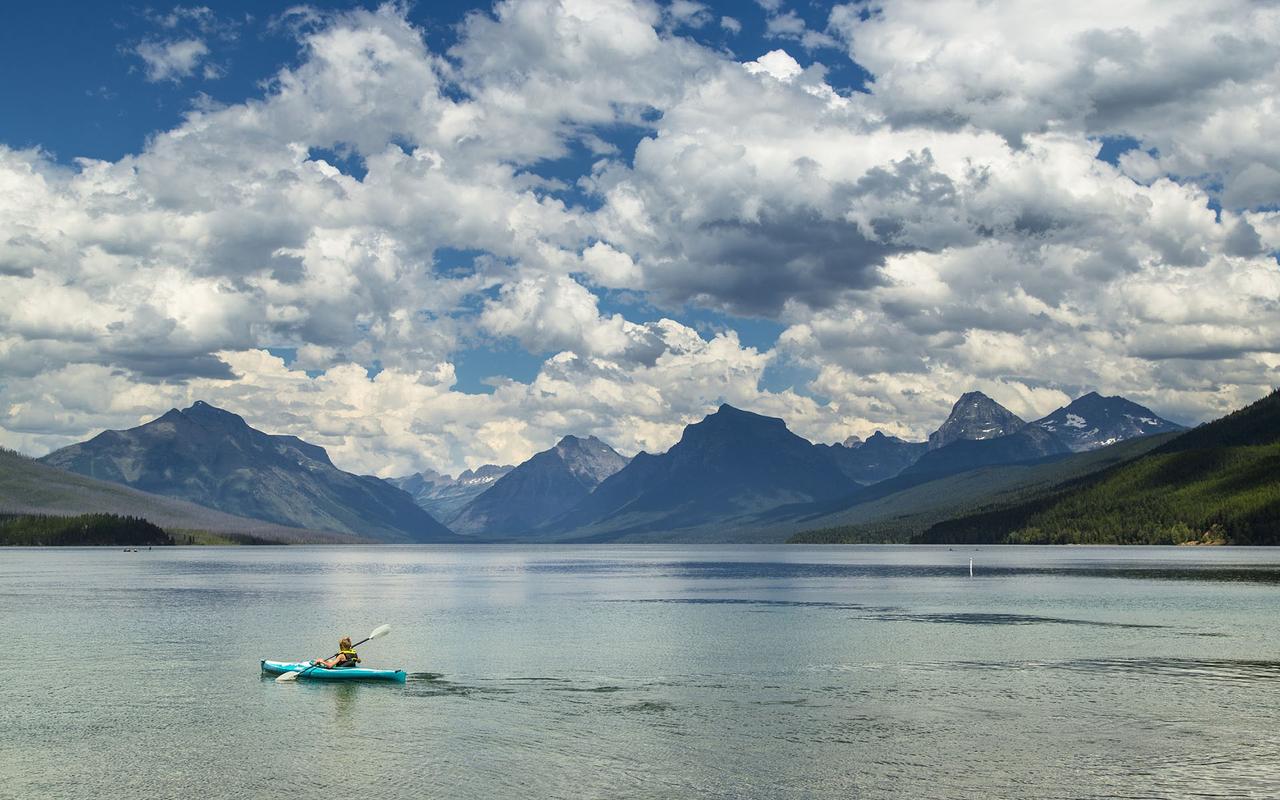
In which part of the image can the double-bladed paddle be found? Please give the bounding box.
[275,624,392,683]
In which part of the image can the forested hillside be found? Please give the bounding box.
[789,434,1175,543]
[0,513,172,546]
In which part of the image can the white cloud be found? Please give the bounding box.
[479,274,636,358]
[0,328,786,477]
[744,49,804,82]
[765,10,838,49]
[134,38,212,82]
[828,0,1280,210]
[666,1,713,29]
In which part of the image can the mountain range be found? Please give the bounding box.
[18,387,1217,545]
[911,389,1280,545]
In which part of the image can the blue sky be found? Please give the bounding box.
[2,0,1277,476]
[1,1,857,164]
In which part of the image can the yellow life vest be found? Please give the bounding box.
[339,647,360,664]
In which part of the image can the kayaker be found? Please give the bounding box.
[314,636,361,669]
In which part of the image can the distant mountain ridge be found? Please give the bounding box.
[824,431,927,484]
[39,401,458,542]
[449,435,629,536]
[904,424,1070,478]
[389,464,513,522]
[539,405,858,540]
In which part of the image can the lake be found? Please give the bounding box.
[2,545,1279,799]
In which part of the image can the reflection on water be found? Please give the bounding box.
[1051,656,1280,684]
[617,598,1168,628]
[534,558,1280,585]
[3,544,1280,799]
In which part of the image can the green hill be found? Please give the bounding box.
[912,389,1280,545]
[0,447,352,543]
[788,433,1175,543]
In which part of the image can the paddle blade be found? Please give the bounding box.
[275,670,301,683]
[367,624,392,640]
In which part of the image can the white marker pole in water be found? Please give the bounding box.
[969,557,974,578]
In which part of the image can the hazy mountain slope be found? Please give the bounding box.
[39,401,458,542]
[822,432,927,484]
[903,425,1071,478]
[914,390,1280,545]
[389,464,513,522]
[0,447,351,542]
[449,436,628,536]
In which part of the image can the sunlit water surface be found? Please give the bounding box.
[3,545,1280,799]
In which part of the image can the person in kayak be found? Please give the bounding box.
[313,636,361,669]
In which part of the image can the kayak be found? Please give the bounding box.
[261,659,407,683]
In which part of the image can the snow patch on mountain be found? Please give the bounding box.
[1031,393,1183,452]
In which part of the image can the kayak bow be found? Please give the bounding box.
[261,659,406,683]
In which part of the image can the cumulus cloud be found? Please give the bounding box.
[3,0,1278,475]
[765,10,838,50]
[0,329,783,477]
[828,0,1280,210]
[130,4,242,82]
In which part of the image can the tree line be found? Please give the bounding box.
[0,513,173,546]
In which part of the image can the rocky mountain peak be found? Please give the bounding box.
[684,405,791,445]
[457,464,513,484]
[181,400,249,429]
[928,392,1026,451]
[553,435,629,487]
[1033,392,1184,452]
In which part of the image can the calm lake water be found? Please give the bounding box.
[3,545,1280,799]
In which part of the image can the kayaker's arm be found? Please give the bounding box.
[273,625,391,683]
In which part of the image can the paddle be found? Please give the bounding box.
[276,624,392,683]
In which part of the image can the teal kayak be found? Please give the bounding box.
[261,659,406,683]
